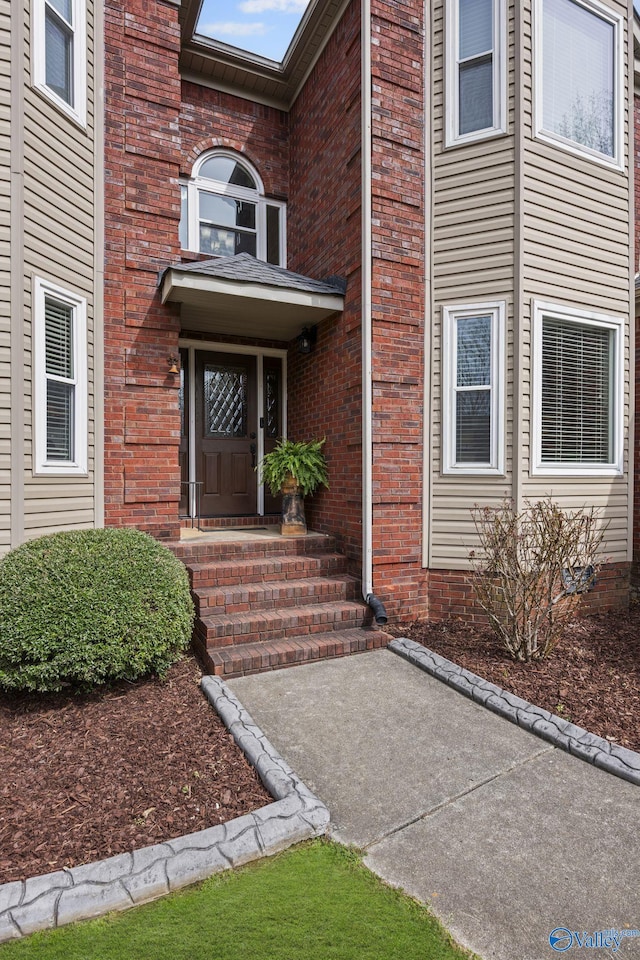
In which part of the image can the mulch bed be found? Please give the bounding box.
[392,607,640,754]
[0,656,271,886]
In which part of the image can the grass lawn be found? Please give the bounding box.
[0,840,475,960]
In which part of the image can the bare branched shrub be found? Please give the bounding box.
[469,499,606,662]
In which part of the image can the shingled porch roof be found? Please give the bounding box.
[160,254,345,341]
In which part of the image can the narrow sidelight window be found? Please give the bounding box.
[33,0,86,124]
[446,0,506,146]
[442,301,505,474]
[34,278,87,474]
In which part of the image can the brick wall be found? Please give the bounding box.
[104,0,290,538]
[369,0,428,618]
[104,0,183,539]
[427,563,631,623]
[179,83,289,198]
[287,1,364,566]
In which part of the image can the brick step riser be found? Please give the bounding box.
[171,534,336,563]
[188,555,349,590]
[193,630,391,679]
[195,605,371,648]
[194,578,359,616]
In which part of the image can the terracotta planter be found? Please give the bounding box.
[280,474,307,536]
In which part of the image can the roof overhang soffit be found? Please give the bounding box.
[161,268,344,340]
[178,0,350,109]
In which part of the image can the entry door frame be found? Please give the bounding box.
[179,338,288,519]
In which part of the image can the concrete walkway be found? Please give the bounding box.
[229,650,640,960]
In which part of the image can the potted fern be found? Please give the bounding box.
[257,438,329,536]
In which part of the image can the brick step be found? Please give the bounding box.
[170,533,336,564]
[188,552,349,590]
[186,515,280,530]
[196,600,371,648]
[195,575,360,615]
[196,628,392,679]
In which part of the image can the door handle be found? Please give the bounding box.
[250,442,257,468]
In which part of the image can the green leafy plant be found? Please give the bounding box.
[0,528,194,693]
[257,438,329,498]
[469,498,605,662]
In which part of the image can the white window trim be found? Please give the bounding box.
[531,300,624,477]
[33,277,88,476]
[32,0,87,127]
[442,300,505,475]
[445,0,507,148]
[533,0,624,171]
[181,150,287,266]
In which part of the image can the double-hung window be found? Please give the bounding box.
[445,0,507,146]
[534,0,622,168]
[179,151,286,266]
[532,301,623,475]
[442,301,505,474]
[34,278,87,475]
[33,0,86,125]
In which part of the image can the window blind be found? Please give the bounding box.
[541,317,612,463]
[46,381,74,461]
[44,297,74,462]
[45,298,73,378]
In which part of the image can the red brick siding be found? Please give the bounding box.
[287,2,363,565]
[104,0,290,538]
[369,0,427,617]
[104,0,183,539]
[179,83,289,199]
[427,563,631,624]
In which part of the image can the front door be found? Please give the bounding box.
[195,351,257,516]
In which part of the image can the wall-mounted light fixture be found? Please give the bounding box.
[167,355,180,375]
[297,326,317,355]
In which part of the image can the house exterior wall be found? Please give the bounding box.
[103,0,292,537]
[368,0,428,614]
[287,0,363,566]
[634,89,640,581]
[2,0,102,555]
[427,0,516,570]
[0,1,10,553]
[103,0,183,539]
[101,0,633,622]
[420,0,633,620]
[518,0,632,565]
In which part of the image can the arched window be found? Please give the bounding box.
[179,151,286,266]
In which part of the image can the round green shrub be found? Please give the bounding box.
[0,528,195,692]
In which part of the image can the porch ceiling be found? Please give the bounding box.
[160,254,345,341]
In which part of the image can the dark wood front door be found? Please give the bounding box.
[195,352,257,516]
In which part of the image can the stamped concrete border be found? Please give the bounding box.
[390,638,640,786]
[0,676,329,944]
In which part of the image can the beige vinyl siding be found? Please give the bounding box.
[18,0,97,543]
[517,0,632,563]
[0,0,9,552]
[427,0,517,568]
